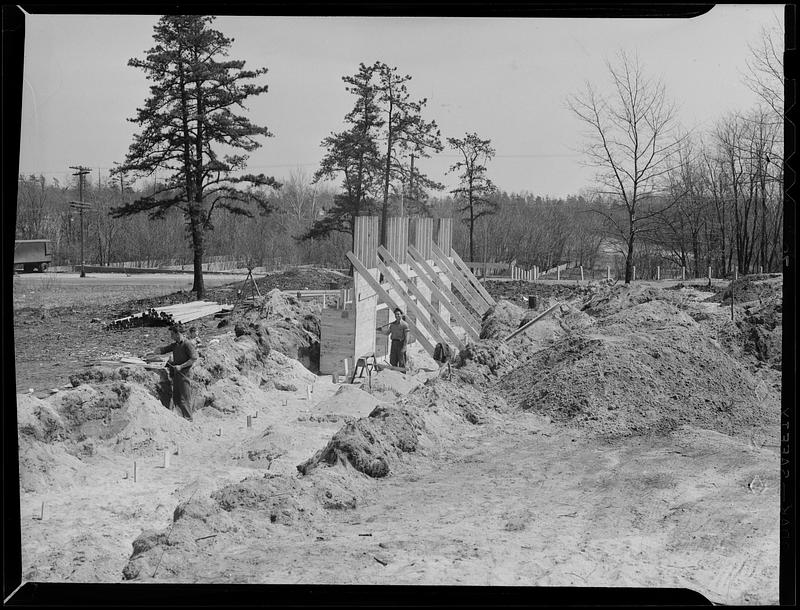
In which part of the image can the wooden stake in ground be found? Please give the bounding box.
[133,461,137,483]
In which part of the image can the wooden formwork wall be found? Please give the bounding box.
[434,217,452,328]
[319,215,471,375]
[352,216,380,365]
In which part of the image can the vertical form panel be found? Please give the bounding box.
[435,217,452,253]
[411,217,434,260]
[434,217,452,329]
[352,215,379,360]
[410,217,435,332]
[386,217,409,264]
[354,216,379,269]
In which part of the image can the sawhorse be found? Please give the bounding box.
[350,354,379,385]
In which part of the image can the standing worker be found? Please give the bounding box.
[381,307,410,368]
[145,324,198,421]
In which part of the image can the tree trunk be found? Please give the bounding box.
[190,209,205,300]
[625,231,635,284]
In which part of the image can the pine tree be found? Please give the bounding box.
[447,133,498,262]
[303,62,384,252]
[111,15,279,299]
[373,62,443,245]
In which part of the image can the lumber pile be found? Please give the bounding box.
[106,301,232,330]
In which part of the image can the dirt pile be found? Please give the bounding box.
[234,289,321,370]
[298,378,510,479]
[364,369,423,401]
[122,472,318,581]
[736,301,782,369]
[251,266,350,293]
[485,279,596,303]
[498,297,780,438]
[297,404,425,478]
[706,275,782,305]
[480,300,526,340]
[17,380,198,491]
[308,384,387,424]
[47,382,196,456]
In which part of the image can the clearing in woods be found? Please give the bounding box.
[12,270,782,604]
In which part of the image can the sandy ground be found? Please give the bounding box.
[14,280,781,604]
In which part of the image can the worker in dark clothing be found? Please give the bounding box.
[145,324,198,421]
[382,307,410,368]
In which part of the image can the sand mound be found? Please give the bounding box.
[18,435,88,493]
[582,284,689,319]
[498,320,779,437]
[210,473,316,525]
[455,339,516,384]
[260,350,316,387]
[312,384,386,422]
[598,299,698,330]
[202,374,266,415]
[297,404,425,478]
[45,382,196,456]
[298,377,511,478]
[193,333,314,390]
[364,369,422,400]
[237,425,295,467]
[737,301,782,368]
[68,365,172,408]
[480,300,526,339]
[707,275,783,305]
[17,393,68,443]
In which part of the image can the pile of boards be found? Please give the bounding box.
[106,301,232,330]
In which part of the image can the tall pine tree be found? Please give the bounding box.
[112,15,279,299]
[447,133,498,262]
[373,62,443,245]
[303,62,384,252]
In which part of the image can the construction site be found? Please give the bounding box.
[10,214,783,604]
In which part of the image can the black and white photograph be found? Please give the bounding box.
[6,5,789,605]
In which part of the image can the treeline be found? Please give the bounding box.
[15,170,603,271]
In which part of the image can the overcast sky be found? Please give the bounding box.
[18,6,782,198]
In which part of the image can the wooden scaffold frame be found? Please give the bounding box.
[319,216,496,375]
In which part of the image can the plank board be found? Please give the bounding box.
[378,246,464,350]
[346,251,435,356]
[377,258,448,349]
[406,246,480,341]
[449,247,497,307]
[429,244,488,316]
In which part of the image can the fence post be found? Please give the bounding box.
[656,266,660,281]
[632,265,636,282]
[681,266,686,281]
[606,266,611,281]
[557,267,561,281]
[708,265,712,283]
[580,265,584,282]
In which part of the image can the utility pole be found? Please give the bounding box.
[69,166,91,277]
[409,150,416,214]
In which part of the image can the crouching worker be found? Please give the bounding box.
[382,307,410,368]
[145,324,198,421]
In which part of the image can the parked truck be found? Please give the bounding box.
[14,239,53,272]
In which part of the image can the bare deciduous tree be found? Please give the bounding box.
[568,52,684,283]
